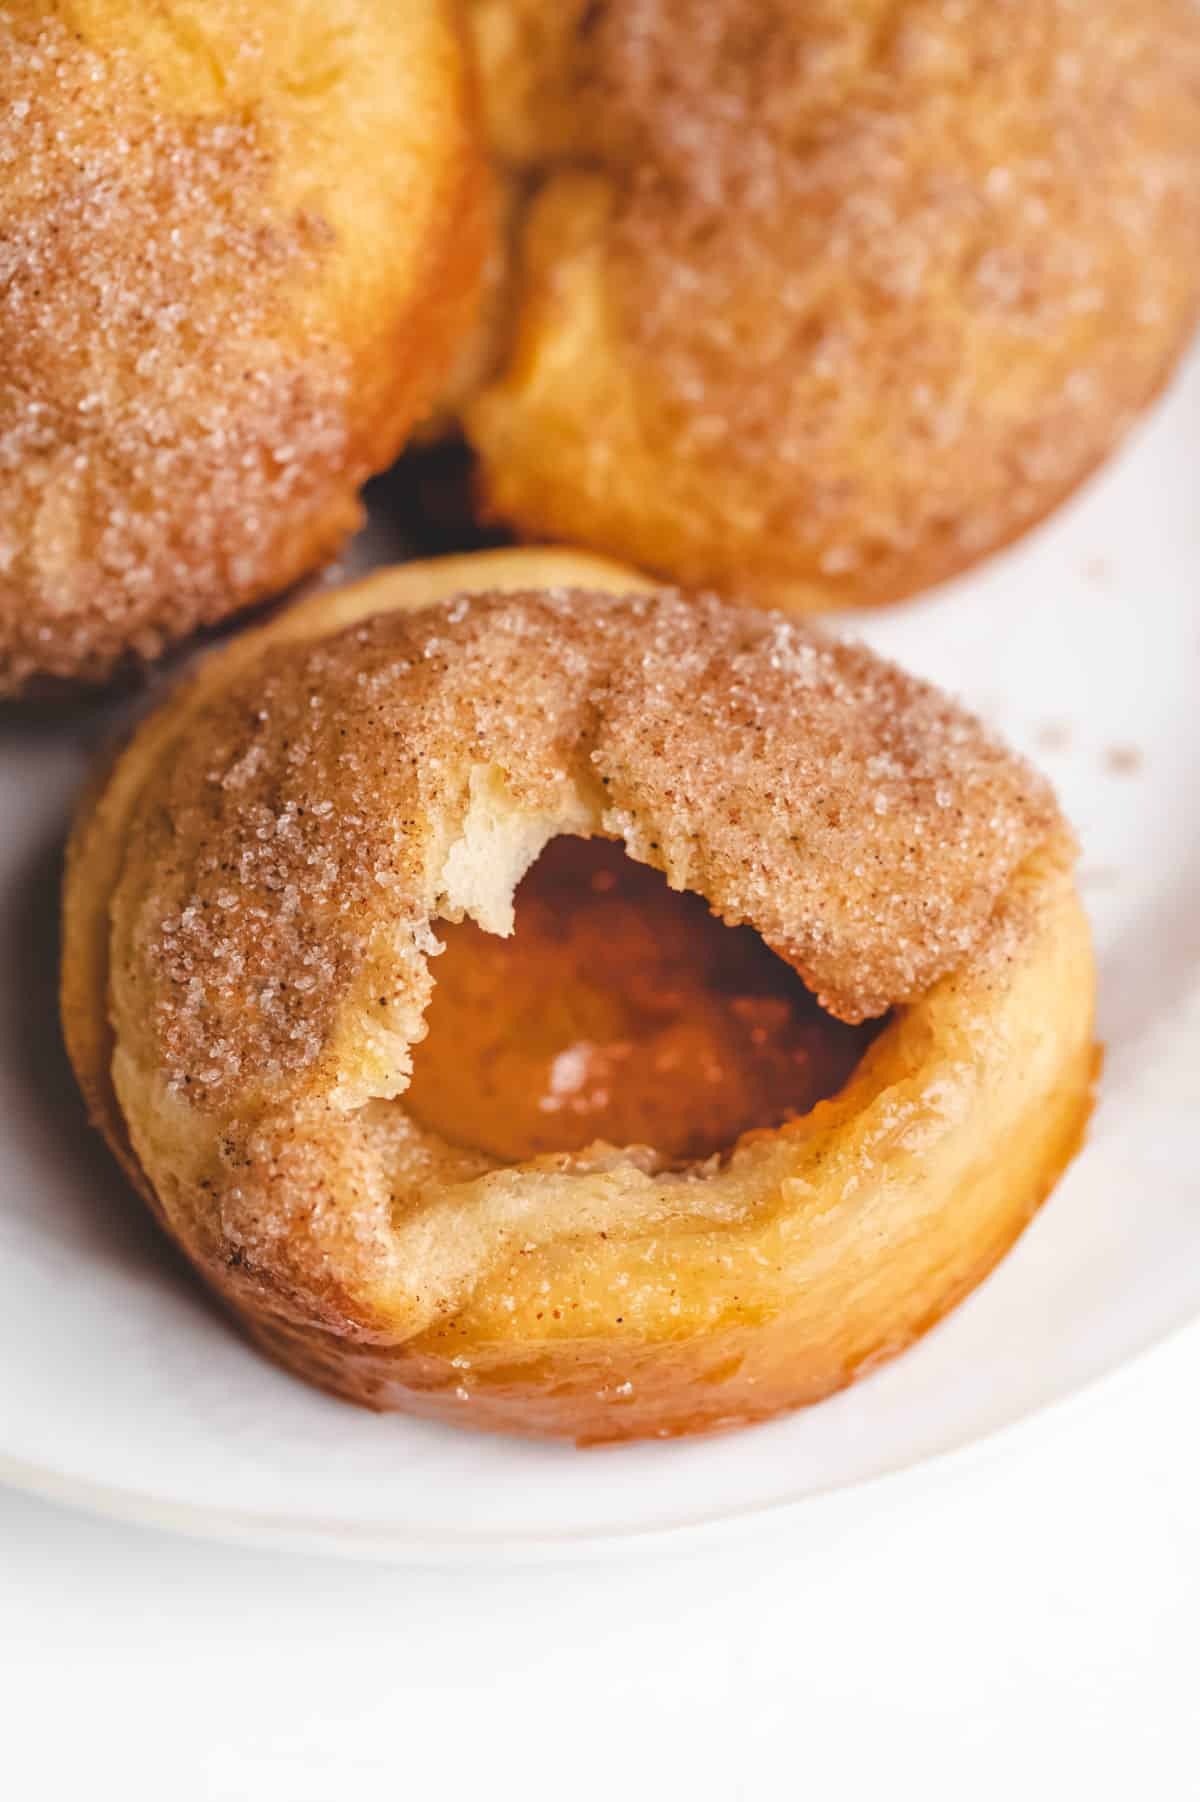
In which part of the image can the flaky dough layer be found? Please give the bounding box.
[0,1,489,693]
[464,0,1200,610]
[62,549,1095,1442]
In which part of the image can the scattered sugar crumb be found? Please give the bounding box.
[1104,744,1143,776]
[1036,720,1073,754]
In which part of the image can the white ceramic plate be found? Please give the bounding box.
[2,347,1197,1564]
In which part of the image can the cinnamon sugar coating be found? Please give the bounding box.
[0,2,489,693]
[465,0,1200,608]
[119,585,1059,1104]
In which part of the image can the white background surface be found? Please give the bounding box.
[3,1319,1199,1801]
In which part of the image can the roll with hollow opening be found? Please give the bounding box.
[62,548,1096,1443]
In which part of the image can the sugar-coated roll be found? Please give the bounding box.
[0,0,490,693]
[464,0,1200,610]
[62,548,1096,1443]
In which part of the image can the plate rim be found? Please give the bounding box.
[5,1296,1198,1565]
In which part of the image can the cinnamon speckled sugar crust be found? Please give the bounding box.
[466,0,1200,608]
[0,2,488,693]
[123,585,1059,1097]
[62,555,1093,1442]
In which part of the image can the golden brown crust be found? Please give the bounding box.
[62,548,1094,1443]
[464,0,1200,609]
[0,1,490,694]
